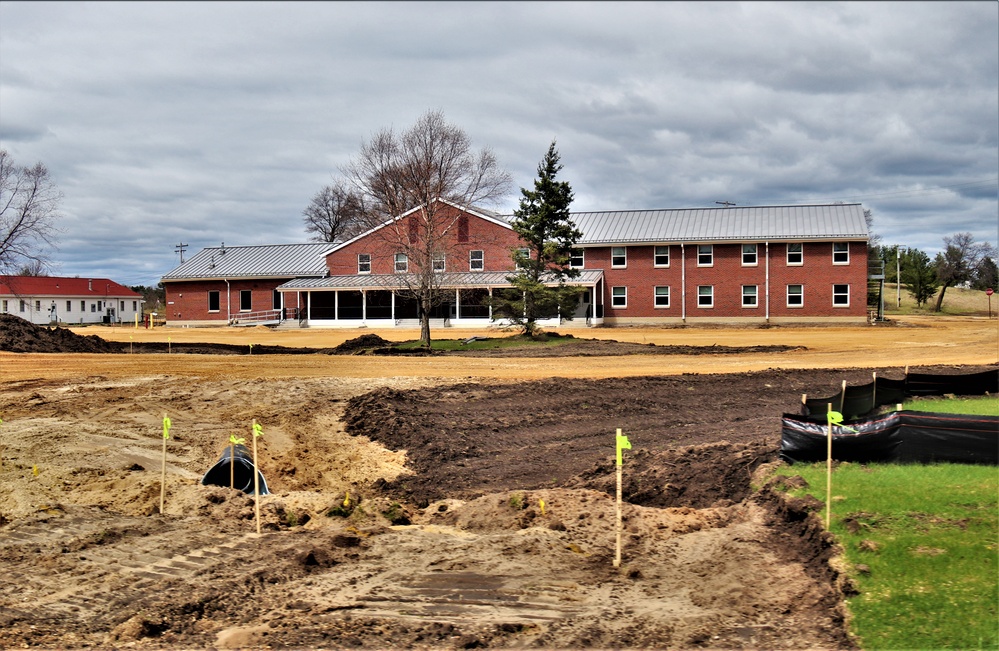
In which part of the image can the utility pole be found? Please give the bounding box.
[174,242,188,264]
[896,245,902,308]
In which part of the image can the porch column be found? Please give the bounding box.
[362,289,367,321]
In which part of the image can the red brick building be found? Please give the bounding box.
[161,201,871,327]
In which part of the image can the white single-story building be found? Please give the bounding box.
[0,276,145,325]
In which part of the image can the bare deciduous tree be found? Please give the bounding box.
[0,149,62,275]
[933,232,998,312]
[302,180,366,243]
[343,110,512,347]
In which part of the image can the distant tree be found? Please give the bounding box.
[933,233,998,312]
[971,256,998,291]
[900,248,939,307]
[130,284,165,311]
[343,110,511,347]
[864,209,882,250]
[16,259,49,276]
[302,180,366,243]
[0,149,62,275]
[492,141,582,336]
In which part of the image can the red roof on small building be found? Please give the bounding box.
[0,276,142,298]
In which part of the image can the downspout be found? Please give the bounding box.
[765,242,770,322]
[681,243,686,322]
[224,279,230,324]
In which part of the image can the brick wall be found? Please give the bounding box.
[594,241,868,321]
[164,278,302,322]
[326,207,523,275]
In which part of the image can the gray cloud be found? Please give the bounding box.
[1,1,995,286]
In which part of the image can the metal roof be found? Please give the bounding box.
[161,243,333,280]
[277,269,604,291]
[510,203,869,245]
[0,276,142,298]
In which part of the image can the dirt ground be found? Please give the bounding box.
[0,316,996,650]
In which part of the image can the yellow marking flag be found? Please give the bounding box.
[252,421,263,438]
[827,410,858,433]
[616,432,632,465]
[162,416,172,440]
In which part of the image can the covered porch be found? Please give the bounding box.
[276,270,604,329]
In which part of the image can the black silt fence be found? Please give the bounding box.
[802,369,997,421]
[780,411,999,466]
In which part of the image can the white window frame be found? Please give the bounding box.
[394,252,408,273]
[742,285,758,308]
[697,285,714,308]
[208,290,221,313]
[787,243,803,266]
[570,248,584,269]
[611,246,627,268]
[432,253,446,272]
[515,247,530,268]
[358,253,371,274]
[833,242,850,265]
[654,245,670,267]
[1,300,7,312]
[20,300,26,313]
[787,284,804,308]
[469,250,484,271]
[742,243,758,266]
[66,300,72,312]
[611,286,627,308]
[654,285,670,308]
[80,300,86,312]
[833,284,850,307]
[239,290,252,312]
[697,244,713,267]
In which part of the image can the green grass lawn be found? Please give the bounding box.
[774,462,998,650]
[899,395,999,417]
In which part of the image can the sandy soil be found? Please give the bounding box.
[0,316,995,650]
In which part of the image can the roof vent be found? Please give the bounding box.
[209,255,216,269]
[220,242,226,255]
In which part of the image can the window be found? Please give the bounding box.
[272,290,282,310]
[742,244,758,266]
[240,290,252,312]
[833,284,850,307]
[697,285,714,307]
[358,253,371,274]
[20,300,26,312]
[433,253,446,272]
[515,248,530,268]
[833,242,849,264]
[697,244,713,266]
[66,300,72,312]
[469,250,484,271]
[570,248,584,269]
[787,243,803,265]
[80,300,86,312]
[611,286,627,308]
[611,246,627,268]
[654,286,670,308]
[91,303,97,313]
[96,301,102,311]
[394,253,408,273]
[208,290,221,312]
[120,301,125,311]
[1,300,7,312]
[654,245,669,267]
[35,300,41,311]
[787,284,804,307]
[132,301,138,311]
[742,285,758,307]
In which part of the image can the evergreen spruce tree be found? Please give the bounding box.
[900,248,940,307]
[494,141,583,337]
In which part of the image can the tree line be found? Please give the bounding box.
[873,235,997,311]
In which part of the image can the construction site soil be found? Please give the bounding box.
[0,314,996,650]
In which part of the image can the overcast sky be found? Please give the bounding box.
[1,1,996,286]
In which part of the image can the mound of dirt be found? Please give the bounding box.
[0,314,123,353]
